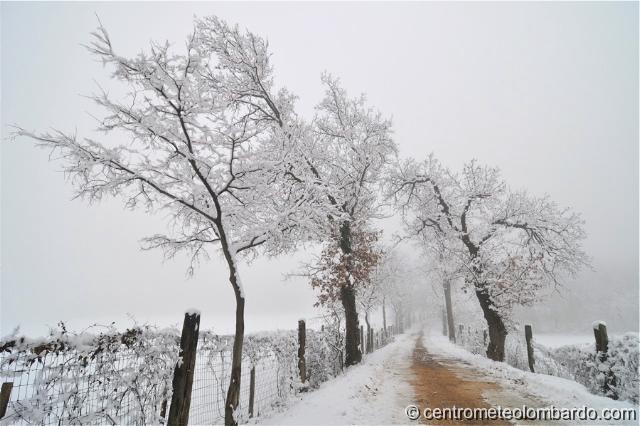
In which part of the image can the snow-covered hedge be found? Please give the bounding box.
[545,333,639,404]
[0,324,180,425]
[457,325,639,404]
[0,321,371,425]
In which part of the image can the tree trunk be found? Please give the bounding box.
[224,256,245,426]
[339,221,362,366]
[364,311,372,353]
[341,285,362,366]
[382,297,387,336]
[395,305,403,334]
[444,280,456,343]
[475,287,507,361]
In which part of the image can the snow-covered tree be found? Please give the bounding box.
[307,227,382,359]
[298,75,395,366]
[388,155,589,361]
[423,251,466,342]
[355,243,386,353]
[12,17,324,425]
[373,249,419,334]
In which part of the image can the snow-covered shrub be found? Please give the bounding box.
[453,324,639,404]
[0,324,180,425]
[504,329,529,371]
[547,333,639,404]
[306,328,343,389]
[458,326,486,355]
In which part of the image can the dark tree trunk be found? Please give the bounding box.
[443,280,456,343]
[463,240,507,362]
[338,221,362,366]
[475,287,507,361]
[341,285,362,366]
[364,311,372,353]
[224,256,245,426]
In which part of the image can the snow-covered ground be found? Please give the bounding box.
[256,334,415,425]
[534,334,595,348]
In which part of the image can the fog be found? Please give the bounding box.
[2,2,637,337]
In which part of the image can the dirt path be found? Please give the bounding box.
[411,334,509,425]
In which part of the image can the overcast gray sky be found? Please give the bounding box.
[2,2,638,336]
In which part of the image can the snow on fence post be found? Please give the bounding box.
[168,311,201,426]
[298,320,307,385]
[593,321,609,356]
[0,382,12,419]
[524,325,535,373]
[593,321,617,399]
[249,366,256,418]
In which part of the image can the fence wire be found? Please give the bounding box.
[0,321,395,425]
[0,326,178,425]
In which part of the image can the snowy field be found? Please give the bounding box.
[535,332,639,349]
[534,334,595,348]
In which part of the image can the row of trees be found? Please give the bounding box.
[13,15,588,425]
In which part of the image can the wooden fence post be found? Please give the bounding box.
[298,320,307,384]
[249,366,256,418]
[525,325,535,373]
[594,322,609,356]
[0,382,13,419]
[593,321,617,398]
[168,311,200,426]
[360,326,364,353]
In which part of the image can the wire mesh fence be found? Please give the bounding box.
[0,317,397,425]
[0,326,178,425]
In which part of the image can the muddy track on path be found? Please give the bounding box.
[410,332,509,425]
